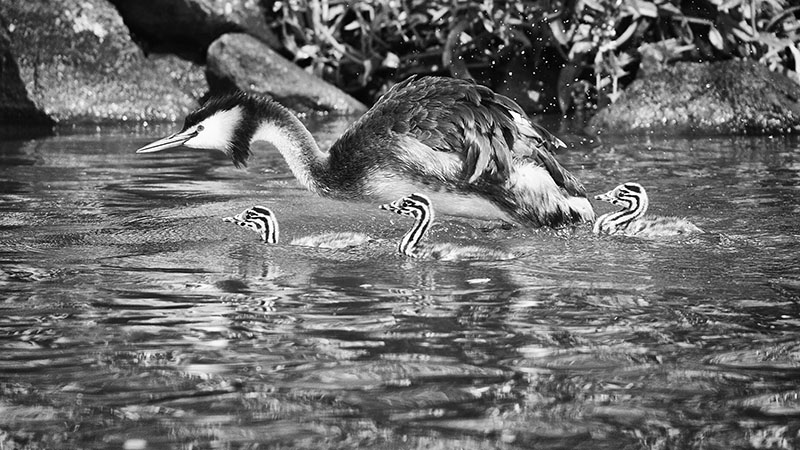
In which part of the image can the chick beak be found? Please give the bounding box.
[379,203,399,213]
[594,191,614,203]
[222,211,248,224]
[136,128,199,153]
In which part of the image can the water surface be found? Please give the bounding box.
[1,119,798,449]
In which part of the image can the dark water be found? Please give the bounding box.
[1,118,798,449]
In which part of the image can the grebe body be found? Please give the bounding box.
[593,183,702,237]
[223,206,371,249]
[138,76,594,228]
[380,193,516,261]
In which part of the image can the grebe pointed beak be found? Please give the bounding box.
[136,128,199,153]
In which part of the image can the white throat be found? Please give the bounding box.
[186,106,244,151]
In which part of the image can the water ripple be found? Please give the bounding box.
[1,130,798,448]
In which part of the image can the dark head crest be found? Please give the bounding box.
[623,183,643,193]
[183,91,282,168]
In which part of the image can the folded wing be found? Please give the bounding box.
[377,76,585,197]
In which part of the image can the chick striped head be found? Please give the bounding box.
[594,182,647,209]
[222,205,279,244]
[379,193,432,219]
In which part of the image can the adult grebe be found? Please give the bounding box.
[593,183,703,237]
[380,193,516,261]
[137,76,594,227]
[223,206,371,248]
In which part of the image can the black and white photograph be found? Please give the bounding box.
[1,1,798,448]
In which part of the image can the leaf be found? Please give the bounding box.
[633,0,658,18]
[738,20,755,35]
[284,34,300,54]
[616,52,635,67]
[610,21,639,49]
[569,41,595,58]
[656,1,682,16]
[709,26,724,50]
[297,44,320,59]
[731,27,755,42]
[582,0,605,12]
[382,51,400,69]
[787,44,800,84]
[718,0,744,13]
[430,7,448,23]
[548,18,568,47]
[328,5,346,18]
[764,0,785,9]
[343,20,361,31]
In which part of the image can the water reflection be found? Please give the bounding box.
[0,125,798,448]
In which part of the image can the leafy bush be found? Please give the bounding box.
[269,0,800,112]
[270,0,562,103]
[558,0,800,109]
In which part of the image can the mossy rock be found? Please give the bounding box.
[108,0,280,61]
[0,0,206,125]
[588,59,800,135]
[207,33,367,115]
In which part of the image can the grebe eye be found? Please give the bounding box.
[196,125,204,132]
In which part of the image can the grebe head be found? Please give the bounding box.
[379,193,433,219]
[222,205,279,243]
[136,91,275,167]
[594,182,648,209]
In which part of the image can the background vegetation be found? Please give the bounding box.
[266,0,800,112]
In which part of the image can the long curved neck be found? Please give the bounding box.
[399,206,434,257]
[625,191,648,221]
[261,216,279,244]
[593,192,648,233]
[248,102,331,194]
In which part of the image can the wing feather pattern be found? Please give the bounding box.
[375,76,585,196]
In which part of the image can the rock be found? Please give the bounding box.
[0,24,51,125]
[588,59,800,135]
[108,0,280,61]
[207,33,367,115]
[0,0,207,125]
